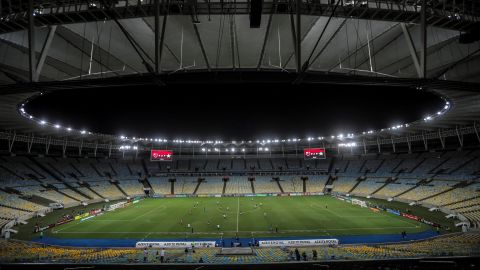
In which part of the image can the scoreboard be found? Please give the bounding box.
[304,148,326,160]
[150,150,173,161]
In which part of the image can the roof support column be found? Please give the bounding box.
[35,25,57,81]
[94,141,98,157]
[27,134,34,154]
[62,138,68,157]
[391,136,396,153]
[109,142,112,158]
[79,139,83,156]
[154,0,160,73]
[438,129,445,149]
[28,0,36,82]
[420,0,427,78]
[474,121,480,144]
[456,126,464,148]
[363,139,367,155]
[406,135,412,153]
[45,137,51,155]
[422,132,428,150]
[8,130,16,153]
[400,23,422,78]
[295,0,301,73]
[376,137,381,153]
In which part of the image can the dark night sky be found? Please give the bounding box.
[25,83,444,140]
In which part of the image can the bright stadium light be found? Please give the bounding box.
[54,124,61,129]
[265,147,269,151]
[80,130,87,134]
[339,142,357,147]
[201,148,206,152]
[66,127,72,132]
[40,120,46,125]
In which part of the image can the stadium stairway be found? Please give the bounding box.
[45,184,81,202]
[0,163,25,180]
[140,159,149,175]
[78,181,105,199]
[409,158,427,173]
[442,195,480,208]
[139,176,153,191]
[449,156,479,174]
[371,159,386,174]
[23,162,48,180]
[371,177,396,195]
[21,194,55,207]
[348,177,365,194]
[419,181,470,202]
[250,179,255,194]
[193,179,202,195]
[393,178,430,198]
[90,163,105,177]
[0,203,33,213]
[327,157,335,173]
[275,179,284,193]
[358,159,369,173]
[222,179,227,194]
[111,180,128,197]
[29,157,92,200]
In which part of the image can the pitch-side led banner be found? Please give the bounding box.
[150,150,173,161]
[259,239,339,247]
[304,148,326,160]
[135,241,216,248]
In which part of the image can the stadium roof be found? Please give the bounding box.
[0,0,479,147]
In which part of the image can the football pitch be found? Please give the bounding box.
[44,196,429,239]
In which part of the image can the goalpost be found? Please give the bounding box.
[351,198,367,208]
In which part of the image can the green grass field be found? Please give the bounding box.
[14,195,437,240]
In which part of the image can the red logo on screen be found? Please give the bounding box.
[304,148,326,159]
[151,150,173,161]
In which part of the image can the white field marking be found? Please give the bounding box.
[236,196,240,232]
[239,207,261,215]
[54,227,420,235]
[132,205,167,221]
[54,225,420,235]
[54,205,167,233]
[140,232,153,241]
[51,220,82,233]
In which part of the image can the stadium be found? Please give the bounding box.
[1,0,480,269]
